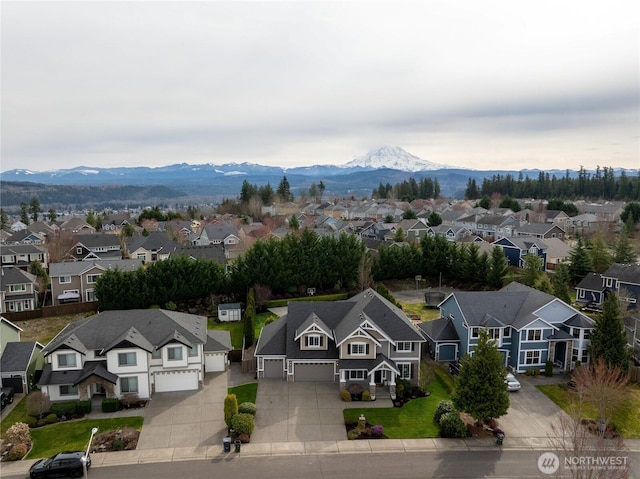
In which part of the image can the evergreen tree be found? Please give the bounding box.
[478,195,490,210]
[393,227,406,243]
[568,237,593,283]
[589,294,631,372]
[533,274,553,294]
[551,263,572,304]
[0,208,8,230]
[29,197,41,222]
[318,181,325,201]
[487,247,509,288]
[48,209,57,221]
[244,288,256,347]
[20,202,29,225]
[521,253,543,287]
[613,232,637,264]
[383,214,395,223]
[402,209,417,220]
[588,230,613,273]
[452,329,510,423]
[276,176,292,202]
[427,212,442,226]
[289,214,300,231]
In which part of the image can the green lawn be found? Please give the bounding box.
[0,395,30,438]
[208,311,277,349]
[400,302,441,322]
[537,384,640,439]
[28,417,144,459]
[343,371,451,438]
[228,383,258,405]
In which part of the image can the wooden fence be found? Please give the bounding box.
[2,302,98,323]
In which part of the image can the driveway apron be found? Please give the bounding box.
[251,380,393,443]
[136,371,228,450]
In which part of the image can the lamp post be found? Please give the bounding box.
[83,427,98,479]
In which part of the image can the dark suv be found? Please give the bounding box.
[0,387,15,411]
[29,451,90,478]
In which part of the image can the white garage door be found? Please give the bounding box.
[155,369,199,392]
[263,359,284,379]
[294,363,335,382]
[205,353,226,372]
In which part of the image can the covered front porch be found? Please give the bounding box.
[338,356,401,400]
[546,331,574,373]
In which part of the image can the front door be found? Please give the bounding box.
[374,370,387,385]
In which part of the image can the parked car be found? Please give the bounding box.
[0,387,15,411]
[505,373,521,392]
[448,360,461,376]
[29,451,90,478]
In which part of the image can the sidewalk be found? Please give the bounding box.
[7,436,639,477]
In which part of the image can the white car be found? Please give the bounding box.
[505,373,521,392]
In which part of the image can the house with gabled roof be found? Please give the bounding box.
[0,244,49,271]
[67,233,122,261]
[255,288,425,400]
[602,263,640,309]
[190,224,240,248]
[423,282,594,373]
[0,316,44,393]
[127,231,180,264]
[515,222,565,240]
[49,259,143,305]
[5,229,46,246]
[575,273,606,310]
[493,237,547,269]
[1,267,39,313]
[38,309,209,402]
[59,217,96,234]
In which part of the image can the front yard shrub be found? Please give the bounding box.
[5,422,31,444]
[230,413,255,435]
[545,360,553,377]
[340,389,352,401]
[7,443,28,461]
[224,394,239,427]
[25,416,38,428]
[164,301,177,311]
[434,400,454,423]
[44,413,58,425]
[77,400,92,414]
[50,401,77,417]
[347,429,360,440]
[238,402,257,415]
[439,411,468,438]
[362,391,372,401]
[371,425,384,437]
[26,391,51,418]
[101,398,119,413]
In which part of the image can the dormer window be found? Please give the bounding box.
[305,335,322,348]
[349,343,368,356]
[396,342,412,351]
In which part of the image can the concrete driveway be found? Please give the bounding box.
[135,371,228,450]
[498,373,569,442]
[251,380,393,443]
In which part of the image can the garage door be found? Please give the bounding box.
[263,359,284,379]
[155,370,198,392]
[205,353,226,372]
[294,363,335,382]
[1,377,23,393]
[437,344,457,362]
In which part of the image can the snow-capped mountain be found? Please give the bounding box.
[342,145,450,172]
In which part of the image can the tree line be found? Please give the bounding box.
[465,167,640,201]
[373,177,441,201]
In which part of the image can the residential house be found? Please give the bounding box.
[59,217,96,234]
[543,237,572,271]
[172,245,227,266]
[396,219,430,245]
[67,233,122,261]
[544,210,571,231]
[190,225,240,249]
[514,223,565,240]
[4,229,46,246]
[49,259,143,305]
[203,330,232,372]
[493,237,548,269]
[1,267,39,313]
[575,273,606,310]
[10,221,28,232]
[255,288,425,400]
[576,202,626,222]
[602,263,640,309]
[565,213,610,237]
[0,244,49,271]
[0,317,44,393]
[429,225,471,242]
[127,232,180,264]
[101,214,132,233]
[38,309,209,402]
[423,282,594,373]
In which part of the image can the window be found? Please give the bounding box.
[525,351,541,365]
[348,370,366,380]
[470,327,480,339]
[605,278,613,288]
[87,274,100,284]
[118,352,136,366]
[59,276,71,284]
[9,284,26,292]
[59,385,78,396]
[94,349,104,357]
[398,363,412,379]
[572,328,580,339]
[120,377,138,393]
[578,289,585,299]
[503,327,511,337]
[527,329,542,341]
[572,348,579,361]
[136,253,146,261]
[152,349,161,359]
[584,329,591,339]
[188,346,198,357]
[581,351,589,363]
[86,289,96,302]
[488,329,500,341]
[57,353,76,368]
[396,342,412,351]
[167,346,183,361]
[306,335,322,348]
[349,343,367,356]
[76,247,83,255]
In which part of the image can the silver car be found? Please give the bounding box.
[505,373,521,392]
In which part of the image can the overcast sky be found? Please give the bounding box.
[2,1,639,173]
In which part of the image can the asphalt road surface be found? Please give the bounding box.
[5,450,638,479]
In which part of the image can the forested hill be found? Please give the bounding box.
[0,181,187,209]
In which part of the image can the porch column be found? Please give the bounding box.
[389,373,397,400]
[339,370,346,391]
[369,377,376,401]
[548,340,555,365]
